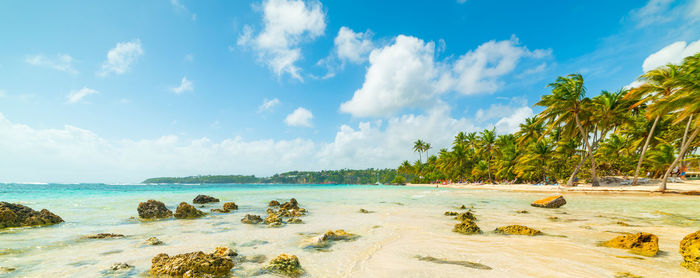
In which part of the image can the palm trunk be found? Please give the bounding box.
[632,115,660,185]
[660,126,700,191]
[487,151,493,184]
[566,151,587,186]
[680,115,693,167]
[574,113,599,186]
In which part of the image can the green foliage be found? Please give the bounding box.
[143,169,401,185]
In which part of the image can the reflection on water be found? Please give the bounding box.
[0,183,699,277]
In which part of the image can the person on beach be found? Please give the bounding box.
[680,165,688,180]
[572,176,579,186]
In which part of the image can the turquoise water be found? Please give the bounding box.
[1,183,699,277]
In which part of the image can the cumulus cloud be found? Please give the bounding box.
[642,39,700,72]
[171,76,194,94]
[340,35,448,117]
[285,107,313,127]
[334,27,374,64]
[258,98,281,112]
[238,0,326,80]
[340,35,548,118]
[98,39,144,76]
[25,54,78,74]
[66,87,99,103]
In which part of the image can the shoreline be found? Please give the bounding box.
[405,180,700,195]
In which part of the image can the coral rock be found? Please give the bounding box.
[151,251,234,277]
[359,208,370,213]
[137,200,173,219]
[444,211,458,216]
[0,202,64,229]
[145,237,164,245]
[280,198,299,210]
[494,225,542,236]
[174,202,206,219]
[601,232,659,257]
[680,229,700,272]
[192,195,219,204]
[455,211,477,222]
[453,220,481,235]
[531,195,567,208]
[265,254,303,277]
[269,200,280,207]
[213,246,237,258]
[241,214,262,224]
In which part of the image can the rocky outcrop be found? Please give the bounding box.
[494,225,542,236]
[453,220,481,235]
[601,232,659,257]
[193,195,219,204]
[265,254,303,277]
[145,237,164,245]
[680,229,700,272]
[459,205,467,209]
[264,198,307,226]
[83,233,125,239]
[137,200,173,219]
[0,202,64,229]
[269,200,280,207]
[280,198,299,210]
[174,202,206,219]
[211,202,238,213]
[531,195,567,208]
[213,246,237,258]
[455,211,477,222]
[301,230,359,249]
[151,250,234,277]
[444,211,458,216]
[241,214,263,224]
[264,213,283,226]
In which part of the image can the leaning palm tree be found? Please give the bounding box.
[413,140,425,163]
[536,74,600,186]
[626,64,682,185]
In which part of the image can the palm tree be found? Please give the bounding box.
[536,74,600,186]
[516,117,544,147]
[423,143,432,158]
[479,128,496,183]
[413,140,426,163]
[454,132,468,147]
[626,64,682,185]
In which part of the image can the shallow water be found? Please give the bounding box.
[1,183,699,277]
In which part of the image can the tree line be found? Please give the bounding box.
[143,168,402,185]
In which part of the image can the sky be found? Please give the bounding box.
[1,0,699,183]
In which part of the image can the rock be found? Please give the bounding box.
[192,195,219,204]
[151,251,234,277]
[0,202,64,229]
[459,205,467,209]
[0,267,16,274]
[444,211,458,216]
[83,233,125,239]
[174,202,206,219]
[301,230,358,249]
[265,254,303,277]
[531,195,567,208]
[108,263,133,271]
[494,225,542,236]
[601,232,659,257]
[453,220,481,235]
[614,272,642,278]
[145,237,164,245]
[269,200,280,207]
[516,210,529,214]
[223,202,238,211]
[241,214,262,224]
[137,200,173,219]
[359,208,370,213]
[213,246,237,258]
[455,211,477,222]
[280,198,299,210]
[680,229,700,272]
[324,230,358,241]
[264,214,283,225]
[287,217,303,224]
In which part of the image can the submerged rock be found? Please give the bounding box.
[301,230,359,249]
[137,200,173,219]
[494,225,541,236]
[531,195,567,208]
[680,229,700,272]
[359,208,370,213]
[83,233,125,239]
[455,211,477,222]
[264,214,283,226]
[0,267,16,274]
[240,254,267,263]
[324,229,358,241]
[416,255,491,270]
[287,217,303,224]
[145,237,164,246]
[151,251,234,277]
[0,202,64,229]
[453,220,481,235]
[444,211,458,216]
[269,200,280,207]
[459,205,467,209]
[213,246,237,258]
[614,272,642,278]
[516,210,529,214]
[241,214,263,224]
[174,202,206,219]
[108,263,133,271]
[193,195,219,204]
[265,254,303,277]
[601,232,659,257]
[211,202,238,213]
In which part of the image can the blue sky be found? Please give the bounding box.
[1,0,699,183]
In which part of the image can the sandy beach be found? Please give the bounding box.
[407,180,700,195]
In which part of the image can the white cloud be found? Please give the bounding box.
[285,107,313,127]
[630,0,674,27]
[258,98,281,112]
[25,54,78,74]
[238,0,326,80]
[171,0,197,21]
[171,76,194,94]
[450,36,551,95]
[340,35,547,118]
[334,27,374,64]
[642,39,700,72]
[494,106,534,134]
[98,39,144,76]
[66,87,99,103]
[340,35,448,117]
